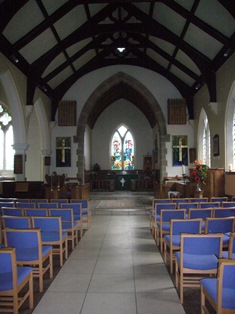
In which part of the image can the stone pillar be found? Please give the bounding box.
[41,149,51,183]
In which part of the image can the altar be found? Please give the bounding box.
[115,173,138,190]
[161,177,190,198]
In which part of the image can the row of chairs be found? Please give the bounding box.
[1,207,82,250]
[0,198,91,229]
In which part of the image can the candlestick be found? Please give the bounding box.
[229,164,232,172]
[182,164,185,175]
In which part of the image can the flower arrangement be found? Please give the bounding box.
[190,160,208,185]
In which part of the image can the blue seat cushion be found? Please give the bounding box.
[0,267,32,291]
[175,252,219,270]
[161,223,170,232]
[164,234,180,246]
[223,234,230,246]
[201,278,235,309]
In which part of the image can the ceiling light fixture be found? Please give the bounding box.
[117,47,126,53]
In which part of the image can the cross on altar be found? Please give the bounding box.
[173,137,187,162]
[56,137,71,167]
[120,177,126,187]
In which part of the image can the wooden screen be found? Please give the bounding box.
[167,99,186,124]
[58,101,76,126]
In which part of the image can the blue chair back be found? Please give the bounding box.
[188,208,213,220]
[0,202,15,208]
[200,202,220,208]
[2,216,31,229]
[25,209,48,217]
[191,197,208,203]
[3,229,40,252]
[172,199,190,207]
[214,208,235,218]
[70,199,88,208]
[161,209,185,222]
[61,203,81,217]
[155,203,176,216]
[153,199,172,208]
[222,201,235,208]
[205,217,235,234]
[51,199,68,206]
[182,234,223,256]
[31,199,48,207]
[172,218,202,235]
[38,203,57,208]
[32,216,61,232]
[1,207,24,217]
[16,203,35,208]
[178,202,198,214]
[49,208,73,221]
[210,197,228,206]
[15,199,30,203]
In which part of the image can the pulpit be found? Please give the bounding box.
[45,173,66,199]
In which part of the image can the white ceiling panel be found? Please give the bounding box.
[147,49,169,69]
[42,53,67,78]
[153,3,186,36]
[149,37,175,56]
[3,1,44,44]
[42,0,67,16]
[54,5,87,40]
[184,24,223,60]
[170,65,195,86]
[19,29,57,64]
[48,66,74,89]
[173,0,194,11]
[175,50,201,76]
[73,51,96,71]
[66,38,93,58]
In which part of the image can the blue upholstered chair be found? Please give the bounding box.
[0,247,34,314]
[3,228,53,292]
[178,202,199,216]
[70,199,91,229]
[31,216,68,266]
[157,209,186,252]
[49,208,79,249]
[164,218,202,273]
[222,232,235,259]
[200,259,235,313]
[2,215,31,229]
[153,203,176,239]
[205,217,235,248]
[150,199,172,229]
[175,233,223,304]
[61,203,83,239]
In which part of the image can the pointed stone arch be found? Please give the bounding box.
[76,71,169,182]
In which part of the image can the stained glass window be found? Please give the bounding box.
[111,126,134,170]
[0,104,14,176]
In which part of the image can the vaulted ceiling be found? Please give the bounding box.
[0,0,234,122]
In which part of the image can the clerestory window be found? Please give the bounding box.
[0,104,14,176]
[111,125,134,170]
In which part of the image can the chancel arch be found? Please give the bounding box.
[76,71,169,182]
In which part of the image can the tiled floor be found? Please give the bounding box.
[32,192,186,314]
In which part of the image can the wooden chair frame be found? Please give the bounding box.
[0,247,34,314]
[175,233,223,304]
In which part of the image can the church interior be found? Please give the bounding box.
[0,1,235,313]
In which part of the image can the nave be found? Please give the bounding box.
[22,192,195,314]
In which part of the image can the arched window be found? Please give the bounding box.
[111,125,134,170]
[198,109,211,167]
[232,110,235,167]
[0,104,14,176]
[202,117,211,167]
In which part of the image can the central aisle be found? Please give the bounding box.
[33,213,185,314]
